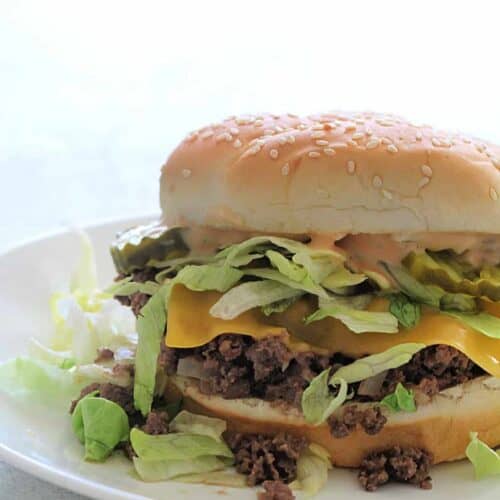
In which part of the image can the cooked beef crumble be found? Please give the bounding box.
[328,404,387,438]
[70,383,135,415]
[258,480,295,500]
[115,267,157,316]
[142,410,170,435]
[228,432,308,486]
[358,446,433,491]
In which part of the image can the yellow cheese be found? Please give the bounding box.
[166,284,500,377]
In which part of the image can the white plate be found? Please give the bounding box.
[0,217,498,500]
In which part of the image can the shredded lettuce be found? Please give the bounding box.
[106,278,160,297]
[301,369,348,425]
[266,250,308,282]
[133,283,172,416]
[466,432,500,479]
[169,411,227,441]
[209,280,303,320]
[389,294,421,328]
[445,311,500,339]
[305,303,398,334]
[381,383,416,412]
[130,428,233,461]
[289,443,332,496]
[261,296,300,316]
[440,293,477,312]
[175,264,243,293]
[72,394,129,462]
[334,343,425,383]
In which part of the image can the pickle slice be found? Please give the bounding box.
[111,223,189,274]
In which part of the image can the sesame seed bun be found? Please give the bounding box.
[160,112,500,234]
[170,375,500,467]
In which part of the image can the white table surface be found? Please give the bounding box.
[1,0,499,498]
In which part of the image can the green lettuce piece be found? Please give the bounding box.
[175,264,243,292]
[176,470,247,487]
[445,311,500,339]
[292,251,339,284]
[301,369,348,425]
[321,266,367,290]
[0,357,84,404]
[130,428,233,461]
[105,277,160,297]
[389,294,421,328]
[28,338,75,369]
[261,295,300,316]
[266,250,308,282]
[169,411,227,441]
[466,432,500,479]
[334,343,425,384]
[209,280,303,320]
[305,304,398,334]
[133,455,227,482]
[290,443,332,496]
[72,395,129,461]
[245,268,329,298]
[381,383,416,412]
[134,283,172,416]
[381,262,443,307]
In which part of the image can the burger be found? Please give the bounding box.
[110,111,500,494]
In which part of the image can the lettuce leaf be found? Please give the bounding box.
[466,432,500,479]
[209,280,303,320]
[169,411,227,441]
[266,250,308,282]
[305,304,398,334]
[72,395,129,461]
[133,455,227,482]
[175,264,243,292]
[130,428,233,461]
[301,369,348,425]
[445,311,500,340]
[134,283,172,416]
[105,277,160,297]
[289,443,332,496]
[381,383,416,412]
[440,293,477,312]
[333,343,425,384]
[261,296,300,316]
[389,294,421,328]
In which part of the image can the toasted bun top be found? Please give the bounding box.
[160,111,500,234]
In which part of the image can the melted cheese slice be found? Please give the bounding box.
[166,284,500,377]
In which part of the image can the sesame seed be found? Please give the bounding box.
[275,126,284,133]
[308,151,321,159]
[323,148,336,156]
[493,158,500,168]
[354,119,365,125]
[387,144,398,153]
[381,137,392,145]
[476,143,486,153]
[346,160,356,174]
[271,114,280,119]
[345,124,356,131]
[431,137,441,147]
[254,120,264,127]
[200,130,214,140]
[264,129,276,135]
[366,138,381,150]
[382,189,393,200]
[230,127,239,135]
[365,128,373,136]
[462,137,471,144]
[233,139,242,148]
[418,177,430,189]
[185,132,198,142]
[287,113,298,118]
[490,187,499,201]
[281,163,290,176]
[215,132,232,142]
[352,132,365,140]
[247,145,261,156]
[235,118,249,125]
[416,131,423,141]
[316,139,329,146]
[287,135,296,144]
[347,140,357,147]
[312,123,324,130]
[297,123,307,130]
[372,175,383,188]
[269,149,279,159]
[376,119,394,127]
[330,142,348,149]
[421,164,433,177]
[278,136,288,145]
[182,168,191,178]
[311,131,326,139]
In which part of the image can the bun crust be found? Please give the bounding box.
[170,375,500,467]
[160,112,500,234]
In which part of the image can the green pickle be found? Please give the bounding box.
[403,251,500,301]
[111,223,189,274]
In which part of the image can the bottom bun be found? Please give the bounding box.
[169,375,500,467]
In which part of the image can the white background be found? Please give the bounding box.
[0,1,499,497]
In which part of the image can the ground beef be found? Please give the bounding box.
[328,404,387,438]
[158,343,179,375]
[358,447,433,491]
[228,433,308,486]
[258,480,295,500]
[70,383,136,417]
[142,410,169,435]
[115,268,157,316]
[382,345,483,398]
[246,337,294,381]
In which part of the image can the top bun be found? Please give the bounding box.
[160,111,500,234]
